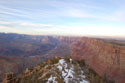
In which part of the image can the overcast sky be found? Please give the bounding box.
[0,0,125,37]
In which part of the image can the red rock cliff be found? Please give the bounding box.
[71,37,125,83]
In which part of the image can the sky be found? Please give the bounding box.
[0,0,125,37]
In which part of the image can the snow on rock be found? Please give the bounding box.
[47,75,57,83]
[58,59,65,65]
[80,80,89,83]
[70,58,72,63]
[46,58,89,83]
[57,58,89,83]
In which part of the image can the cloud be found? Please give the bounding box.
[0,0,125,36]
[0,0,125,21]
[0,6,33,20]
[0,21,53,29]
[0,21,54,35]
[0,21,125,36]
[20,23,53,27]
[0,5,26,14]
[0,1,103,18]
[0,21,16,25]
[0,25,9,29]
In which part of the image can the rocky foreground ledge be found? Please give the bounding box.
[2,57,114,83]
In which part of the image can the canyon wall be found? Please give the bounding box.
[71,37,125,83]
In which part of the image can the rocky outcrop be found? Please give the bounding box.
[71,37,125,83]
[2,57,91,83]
[3,56,116,83]
[2,72,16,83]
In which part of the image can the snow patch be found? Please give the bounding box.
[58,59,65,64]
[70,58,72,63]
[57,59,75,83]
[47,75,57,83]
[56,58,89,83]
[80,80,89,83]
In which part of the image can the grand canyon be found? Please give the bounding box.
[0,0,125,83]
[0,33,124,83]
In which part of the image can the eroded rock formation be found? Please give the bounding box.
[72,37,125,83]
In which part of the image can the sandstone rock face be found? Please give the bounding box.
[71,37,125,83]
